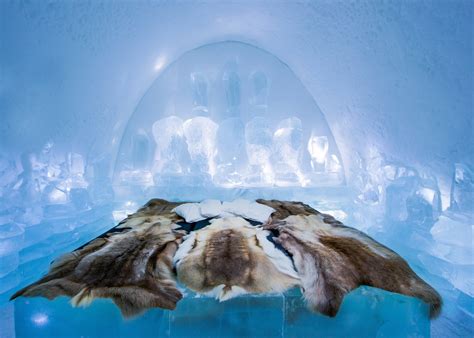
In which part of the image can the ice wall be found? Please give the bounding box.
[0,1,472,337]
[1,1,472,184]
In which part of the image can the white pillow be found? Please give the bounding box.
[174,199,275,224]
[199,199,222,218]
[222,199,275,223]
[173,203,206,223]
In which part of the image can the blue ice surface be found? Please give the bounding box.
[12,287,429,338]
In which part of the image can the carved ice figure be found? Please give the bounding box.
[16,152,45,203]
[245,117,274,185]
[450,163,473,215]
[67,153,86,183]
[183,116,218,176]
[0,154,20,201]
[249,71,269,109]
[118,130,154,187]
[273,117,307,185]
[152,116,190,174]
[131,129,152,170]
[327,154,342,173]
[87,155,114,206]
[191,72,209,110]
[214,117,247,186]
[223,68,241,116]
[307,133,328,172]
[384,167,441,229]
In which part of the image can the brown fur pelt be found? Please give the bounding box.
[10,199,186,317]
[11,198,442,319]
[257,199,442,318]
[174,217,299,300]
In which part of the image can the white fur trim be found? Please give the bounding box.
[173,232,197,267]
[256,229,300,279]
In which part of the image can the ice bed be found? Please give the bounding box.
[1,1,472,338]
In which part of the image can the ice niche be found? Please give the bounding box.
[113,41,344,191]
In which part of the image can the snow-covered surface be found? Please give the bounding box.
[0,1,472,337]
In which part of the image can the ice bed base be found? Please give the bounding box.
[12,287,429,338]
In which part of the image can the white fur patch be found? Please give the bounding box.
[71,288,94,308]
[173,232,197,267]
[203,284,250,301]
[255,229,299,280]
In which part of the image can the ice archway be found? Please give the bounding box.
[113,41,345,193]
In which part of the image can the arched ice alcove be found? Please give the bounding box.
[113,41,345,201]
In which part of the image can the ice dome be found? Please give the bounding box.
[0,1,472,337]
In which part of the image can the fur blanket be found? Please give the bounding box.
[11,198,441,318]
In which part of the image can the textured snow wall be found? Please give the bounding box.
[0,1,472,337]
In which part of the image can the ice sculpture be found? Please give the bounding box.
[183,116,218,178]
[223,68,241,117]
[273,117,307,186]
[249,71,269,109]
[191,72,209,111]
[450,163,473,214]
[152,116,190,176]
[87,155,114,206]
[307,134,329,172]
[113,41,344,189]
[245,117,275,185]
[214,117,247,186]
